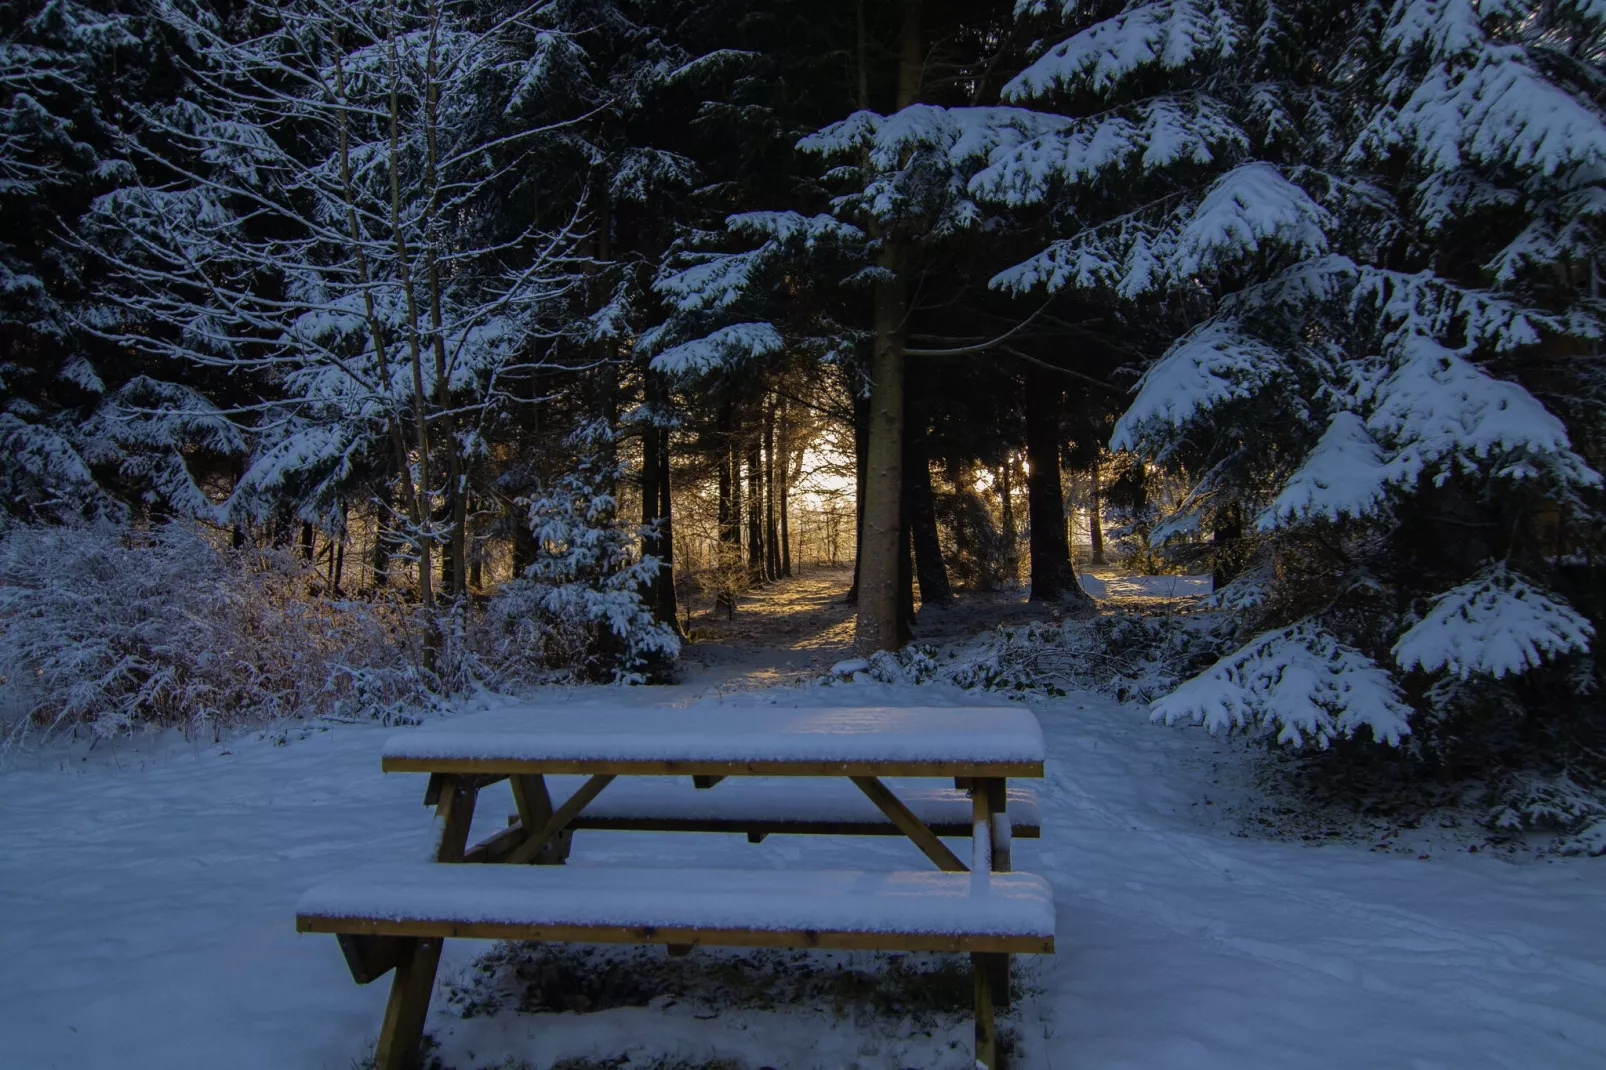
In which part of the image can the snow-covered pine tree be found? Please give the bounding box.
[85,0,601,604]
[487,421,680,682]
[984,0,1604,775]
[1,1,236,526]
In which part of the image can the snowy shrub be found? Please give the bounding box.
[1489,769,1606,855]
[0,524,434,747]
[939,612,1233,702]
[477,426,680,685]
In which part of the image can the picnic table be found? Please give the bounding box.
[298,704,1053,1070]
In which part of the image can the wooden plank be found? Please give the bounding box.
[505,773,616,866]
[849,776,968,873]
[384,756,1044,779]
[972,952,1001,1070]
[537,813,1040,838]
[336,933,411,985]
[373,937,442,1070]
[298,914,1054,955]
[433,777,478,863]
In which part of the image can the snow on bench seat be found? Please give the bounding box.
[546,775,1041,836]
[296,864,1056,954]
[381,705,1046,777]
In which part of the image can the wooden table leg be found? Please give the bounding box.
[510,773,570,864]
[506,773,615,866]
[976,777,1012,1008]
[434,776,479,863]
[374,936,443,1070]
[973,950,1001,1070]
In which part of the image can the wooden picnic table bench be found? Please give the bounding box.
[300,704,1051,1070]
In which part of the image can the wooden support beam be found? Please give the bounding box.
[692,775,726,790]
[433,777,478,863]
[506,774,616,865]
[462,823,527,864]
[336,933,411,985]
[374,937,443,1070]
[972,951,1001,1070]
[509,774,568,864]
[849,776,968,873]
[977,776,1011,1007]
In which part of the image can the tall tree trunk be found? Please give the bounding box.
[1212,499,1245,592]
[999,456,1018,586]
[847,386,869,604]
[906,410,951,608]
[641,389,665,612]
[1025,368,1093,608]
[854,0,922,654]
[656,425,681,634]
[300,522,315,562]
[717,400,739,616]
[746,432,764,583]
[764,398,781,581]
[1088,458,1106,565]
[779,401,793,578]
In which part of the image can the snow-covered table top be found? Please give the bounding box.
[296,863,1056,951]
[381,705,1045,777]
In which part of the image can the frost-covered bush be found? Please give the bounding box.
[0,524,433,747]
[840,611,1233,702]
[952,613,1233,702]
[476,427,680,685]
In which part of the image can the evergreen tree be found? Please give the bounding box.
[986,0,1604,758]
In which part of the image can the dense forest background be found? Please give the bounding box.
[4,0,1606,840]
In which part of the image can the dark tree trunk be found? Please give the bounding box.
[717,401,739,616]
[656,425,681,633]
[905,412,951,608]
[1025,369,1093,608]
[374,487,397,591]
[747,434,764,583]
[764,398,781,581]
[1212,499,1245,592]
[899,497,916,642]
[779,401,793,578]
[847,386,869,605]
[300,521,315,562]
[1088,459,1106,565]
[641,395,665,611]
[999,456,1018,586]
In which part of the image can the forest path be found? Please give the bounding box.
[675,562,1213,694]
[677,566,858,692]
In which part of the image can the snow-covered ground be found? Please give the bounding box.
[4,583,1605,1069]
